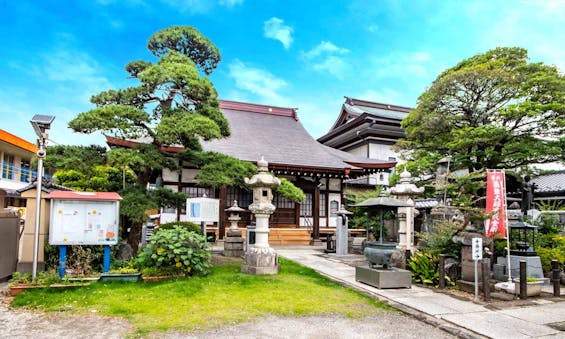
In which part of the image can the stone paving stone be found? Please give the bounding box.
[442,311,561,338]
[393,295,487,315]
[499,303,565,325]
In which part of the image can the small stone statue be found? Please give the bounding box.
[521,176,536,215]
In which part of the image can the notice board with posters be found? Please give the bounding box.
[186,197,219,223]
[47,191,121,245]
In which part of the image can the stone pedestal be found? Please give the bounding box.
[355,265,411,289]
[493,256,544,281]
[242,246,279,275]
[224,228,244,257]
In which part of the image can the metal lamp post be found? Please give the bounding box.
[30,114,55,280]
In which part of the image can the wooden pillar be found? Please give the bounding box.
[313,179,320,240]
[176,161,182,222]
[219,186,227,240]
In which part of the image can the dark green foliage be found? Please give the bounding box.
[397,47,565,173]
[276,178,306,202]
[54,165,136,192]
[148,25,221,75]
[157,221,201,234]
[119,185,160,224]
[68,26,231,189]
[42,145,107,174]
[187,151,256,187]
[136,225,211,276]
[346,187,388,236]
[418,222,464,259]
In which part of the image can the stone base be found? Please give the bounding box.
[310,238,324,246]
[494,256,544,281]
[241,246,279,275]
[457,280,487,294]
[224,235,244,257]
[227,228,242,237]
[355,265,411,289]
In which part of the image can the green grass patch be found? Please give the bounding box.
[12,258,391,336]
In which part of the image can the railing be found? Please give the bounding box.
[0,161,38,183]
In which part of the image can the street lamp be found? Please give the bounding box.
[30,114,55,280]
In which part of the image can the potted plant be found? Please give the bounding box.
[8,271,90,296]
[514,276,544,297]
[99,267,141,282]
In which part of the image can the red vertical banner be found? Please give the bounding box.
[485,170,507,238]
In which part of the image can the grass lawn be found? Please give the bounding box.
[11,258,392,336]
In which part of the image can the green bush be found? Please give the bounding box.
[418,222,463,258]
[536,247,565,273]
[408,251,440,285]
[136,225,211,276]
[157,221,201,234]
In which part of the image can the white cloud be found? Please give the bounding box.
[367,24,379,33]
[303,41,349,60]
[228,59,288,102]
[371,51,432,79]
[302,41,351,79]
[263,17,294,49]
[219,0,243,7]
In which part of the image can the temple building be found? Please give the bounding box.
[106,100,396,244]
[317,97,412,187]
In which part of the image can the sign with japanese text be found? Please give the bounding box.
[471,237,483,260]
[485,170,507,238]
[186,197,219,223]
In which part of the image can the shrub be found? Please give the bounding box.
[537,247,565,273]
[136,225,211,276]
[156,221,201,234]
[408,251,440,285]
[418,222,463,259]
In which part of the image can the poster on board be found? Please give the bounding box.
[49,199,120,245]
[186,197,219,223]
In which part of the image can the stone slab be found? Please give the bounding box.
[499,303,565,325]
[441,310,560,338]
[355,265,411,289]
[393,294,486,315]
[241,264,279,275]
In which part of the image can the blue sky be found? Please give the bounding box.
[1,0,563,146]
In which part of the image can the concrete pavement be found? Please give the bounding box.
[275,246,565,339]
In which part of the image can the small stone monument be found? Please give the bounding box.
[223,200,246,257]
[335,205,352,256]
[455,224,491,293]
[241,157,280,275]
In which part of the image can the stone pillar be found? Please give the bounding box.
[241,157,280,275]
[391,169,424,253]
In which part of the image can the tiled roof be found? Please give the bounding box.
[16,179,73,194]
[202,101,395,172]
[531,172,565,193]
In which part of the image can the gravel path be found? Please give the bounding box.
[1,296,454,339]
[162,314,456,339]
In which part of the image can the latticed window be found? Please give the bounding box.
[182,186,214,198]
[274,193,294,209]
[300,193,313,216]
[226,187,253,208]
[319,193,326,217]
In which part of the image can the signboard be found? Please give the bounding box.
[186,197,219,223]
[472,237,483,260]
[49,199,120,245]
[485,170,507,238]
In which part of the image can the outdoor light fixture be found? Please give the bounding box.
[30,114,55,280]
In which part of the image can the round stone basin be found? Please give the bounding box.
[364,241,401,270]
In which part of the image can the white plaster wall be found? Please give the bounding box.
[162,168,178,182]
[348,144,367,158]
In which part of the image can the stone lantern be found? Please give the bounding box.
[241,157,280,275]
[224,200,246,257]
[390,168,424,252]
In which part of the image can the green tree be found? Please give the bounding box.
[69,25,230,186]
[43,145,107,175]
[397,47,564,174]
